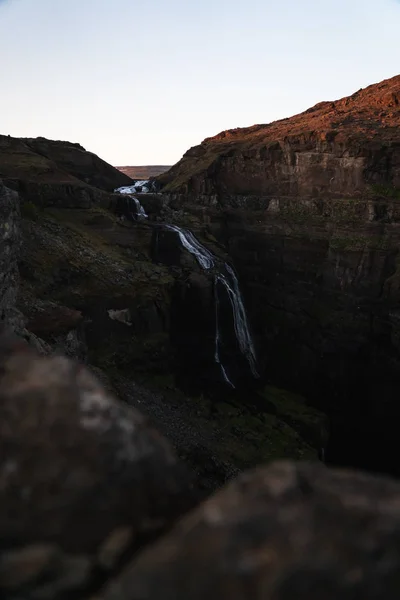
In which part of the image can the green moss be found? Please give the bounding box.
[140,381,323,472]
[160,150,221,193]
[327,198,367,225]
[329,233,391,252]
[198,395,318,468]
[370,184,400,200]
[257,386,328,449]
[279,201,319,225]
[21,200,39,221]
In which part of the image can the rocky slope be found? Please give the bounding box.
[156,75,400,476]
[0,135,132,207]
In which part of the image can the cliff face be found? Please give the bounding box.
[157,75,400,476]
[159,75,400,197]
[0,182,22,330]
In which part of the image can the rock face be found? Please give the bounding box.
[156,75,400,476]
[99,461,400,600]
[0,333,195,598]
[0,181,22,330]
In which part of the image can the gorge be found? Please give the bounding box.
[1,74,400,487]
[3,0,400,592]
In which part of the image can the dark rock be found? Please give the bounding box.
[0,543,92,599]
[0,135,132,209]
[139,193,164,216]
[0,181,22,330]
[0,333,196,568]
[0,181,50,354]
[99,461,400,600]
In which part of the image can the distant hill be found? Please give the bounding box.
[0,135,132,191]
[0,135,133,207]
[117,165,171,180]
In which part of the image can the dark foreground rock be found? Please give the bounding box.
[100,461,400,600]
[0,332,196,598]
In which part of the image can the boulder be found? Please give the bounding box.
[0,332,196,597]
[100,460,400,600]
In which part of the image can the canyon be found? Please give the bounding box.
[2,76,400,479]
[0,135,324,494]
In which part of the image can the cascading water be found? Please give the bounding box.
[214,283,235,388]
[115,185,148,220]
[165,225,214,269]
[113,188,258,386]
[215,267,259,379]
[116,181,151,194]
[165,224,259,386]
[132,197,148,219]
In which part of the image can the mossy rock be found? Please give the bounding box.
[257,385,328,450]
[198,394,319,469]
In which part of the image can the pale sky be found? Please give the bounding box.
[0,0,399,166]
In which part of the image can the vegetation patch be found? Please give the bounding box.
[21,200,39,221]
[329,233,391,252]
[370,184,400,200]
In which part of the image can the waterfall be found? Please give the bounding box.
[111,191,259,385]
[165,224,259,385]
[132,197,148,219]
[115,184,149,220]
[165,225,214,269]
[114,190,148,221]
[216,267,259,379]
[214,283,235,388]
[116,181,150,194]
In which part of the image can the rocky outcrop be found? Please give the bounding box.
[0,332,196,598]
[0,181,50,354]
[0,181,23,330]
[99,460,400,600]
[156,75,400,477]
